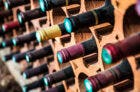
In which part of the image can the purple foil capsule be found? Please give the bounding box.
[57,44,84,64]
[57,37,97,64]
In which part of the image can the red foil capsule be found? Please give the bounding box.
[2,20,20,32]
[102,32,140,64]
[57,37,97,63]
[57,44,84,63]
[84,59,133,92]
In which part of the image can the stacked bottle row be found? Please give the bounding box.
[0,0,140,92]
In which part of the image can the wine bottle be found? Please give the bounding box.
[4,0,30,10]
[39,0,80,12]
[2,51,20,62]
[17,8,46,24]
[1,20,21,32]
[84,59,133,92]
[57,37,97,63]
[12,49,35,63]
[64,0,114,33]
[2,39,13,47]
[25,45,53,63]
[0,10,13,18]
[102,32,140,64]
[22,63,48,79]
[36,23,68,42]
[36,0,114,42]
[43,66,74,86]
[12,32,36,46]
[42,84,65,92]
[22,78,45,92]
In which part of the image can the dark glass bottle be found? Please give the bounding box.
[35,23,67,42]
[22,78,45,92]
[2,39,13,47]
[57,37,97,63]
[1,20,21,32]
[4,0,30,10]
[102,32,140,64]
[25,45,53,63]
[43,66,75,86]
[17,8,46,24]
[64,0,114,33]
[12,49,35,63]
[23,63,48,79]
[36,0,114,42]
[2,51,20,62]
[12,32,36,46]
[84,59,133,92]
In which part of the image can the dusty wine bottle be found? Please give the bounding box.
[36,23,68,42]
[102,32,140,64]
[4,0,30,10]
[36,0,114,42]
[23,63,48,79]
[43,66,75,86]
[1,20,22,32]
[12,32,36,46]
[84,59,133,92]
[25,45,53,63]
[22,78,45,92]
[2,51,20,62]
[0,42,4,49]
[57,37,97,63]
[39,0,80,12]
[12,49,35,63]
[0,27,4,36]
[17,8,46,24]
[42,84,65,92]
[2,39,13,47]
[64,0,114,33]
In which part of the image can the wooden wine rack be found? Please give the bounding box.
[1,0,140,92]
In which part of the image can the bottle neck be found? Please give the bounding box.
[18,8,46,24]
[57,37,97,63]
[85,59,133,92]
[64,0,114,33]
[44,66,74,86]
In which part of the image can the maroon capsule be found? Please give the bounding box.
[57,44,85,63]
[84,60,133,92]
[57,37,97,63]
[2,20,20,32]
[102,32,140,63]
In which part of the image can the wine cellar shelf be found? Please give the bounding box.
[0,0,140,92]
